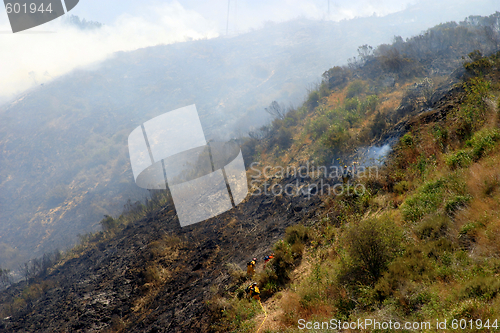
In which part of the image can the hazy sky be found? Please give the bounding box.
[67,0,419,30]
[0,0,497,104]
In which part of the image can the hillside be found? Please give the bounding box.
[1,12,500,332]
[1,9,462,269]
[220,56,500,332]
[210,20,500,333]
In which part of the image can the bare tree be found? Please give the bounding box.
[357,44,374,64]
[0,267,12,289]
[19,262,32,282]
[249,124,272,140]
[32,258,42,277]
[265,101,287,120]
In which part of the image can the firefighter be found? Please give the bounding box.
[247,282,260,301]
[263,253,274,269]
[342,164,354,184]
[342,165,349,184]
[247,258,257,277]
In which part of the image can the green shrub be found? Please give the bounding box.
[459,276,500,300]
[306,90,320,111]
[342,218,402,283]
[344,97,359,112]
[452,108,474,141]
[334,293,356,320]
[240,138,258,166]
[259,270,279,296]
[276,127,293,149]
[319,82,331,98]
[445,150,471,169]
[401,179,445,223]
[463,77,491,111]
[360,95,378,114]
[452,78,492,137]
[284,224,309,245]
[259,238,302,290]
[416,153,427,175]
[458,222,483,248]
[345,110,360,126]
[290,242,305,258]
[415,214,449,240]
[400,133,414,148]
[445,195,470,215]
[283,115,298,128]
[424,238,456,262]
[323,66,349,89]
[321,125,350,152]
[100,215,120,232]
[432,125,448,151]
[463,50,493,74]
[209,297,261,332]
[308,116,330,139]
[346,80,364,98]
[375,246,435,300]
[467,129,500,161]
[393,181,410,194]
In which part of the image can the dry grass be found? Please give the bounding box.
[379,87,405,113]
[132,264,173,318]
[325,90,347,108]
[450,157,500,257]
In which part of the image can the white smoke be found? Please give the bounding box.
[357,144,393,166]
[0,0,498,104]
[0,1,219,104]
